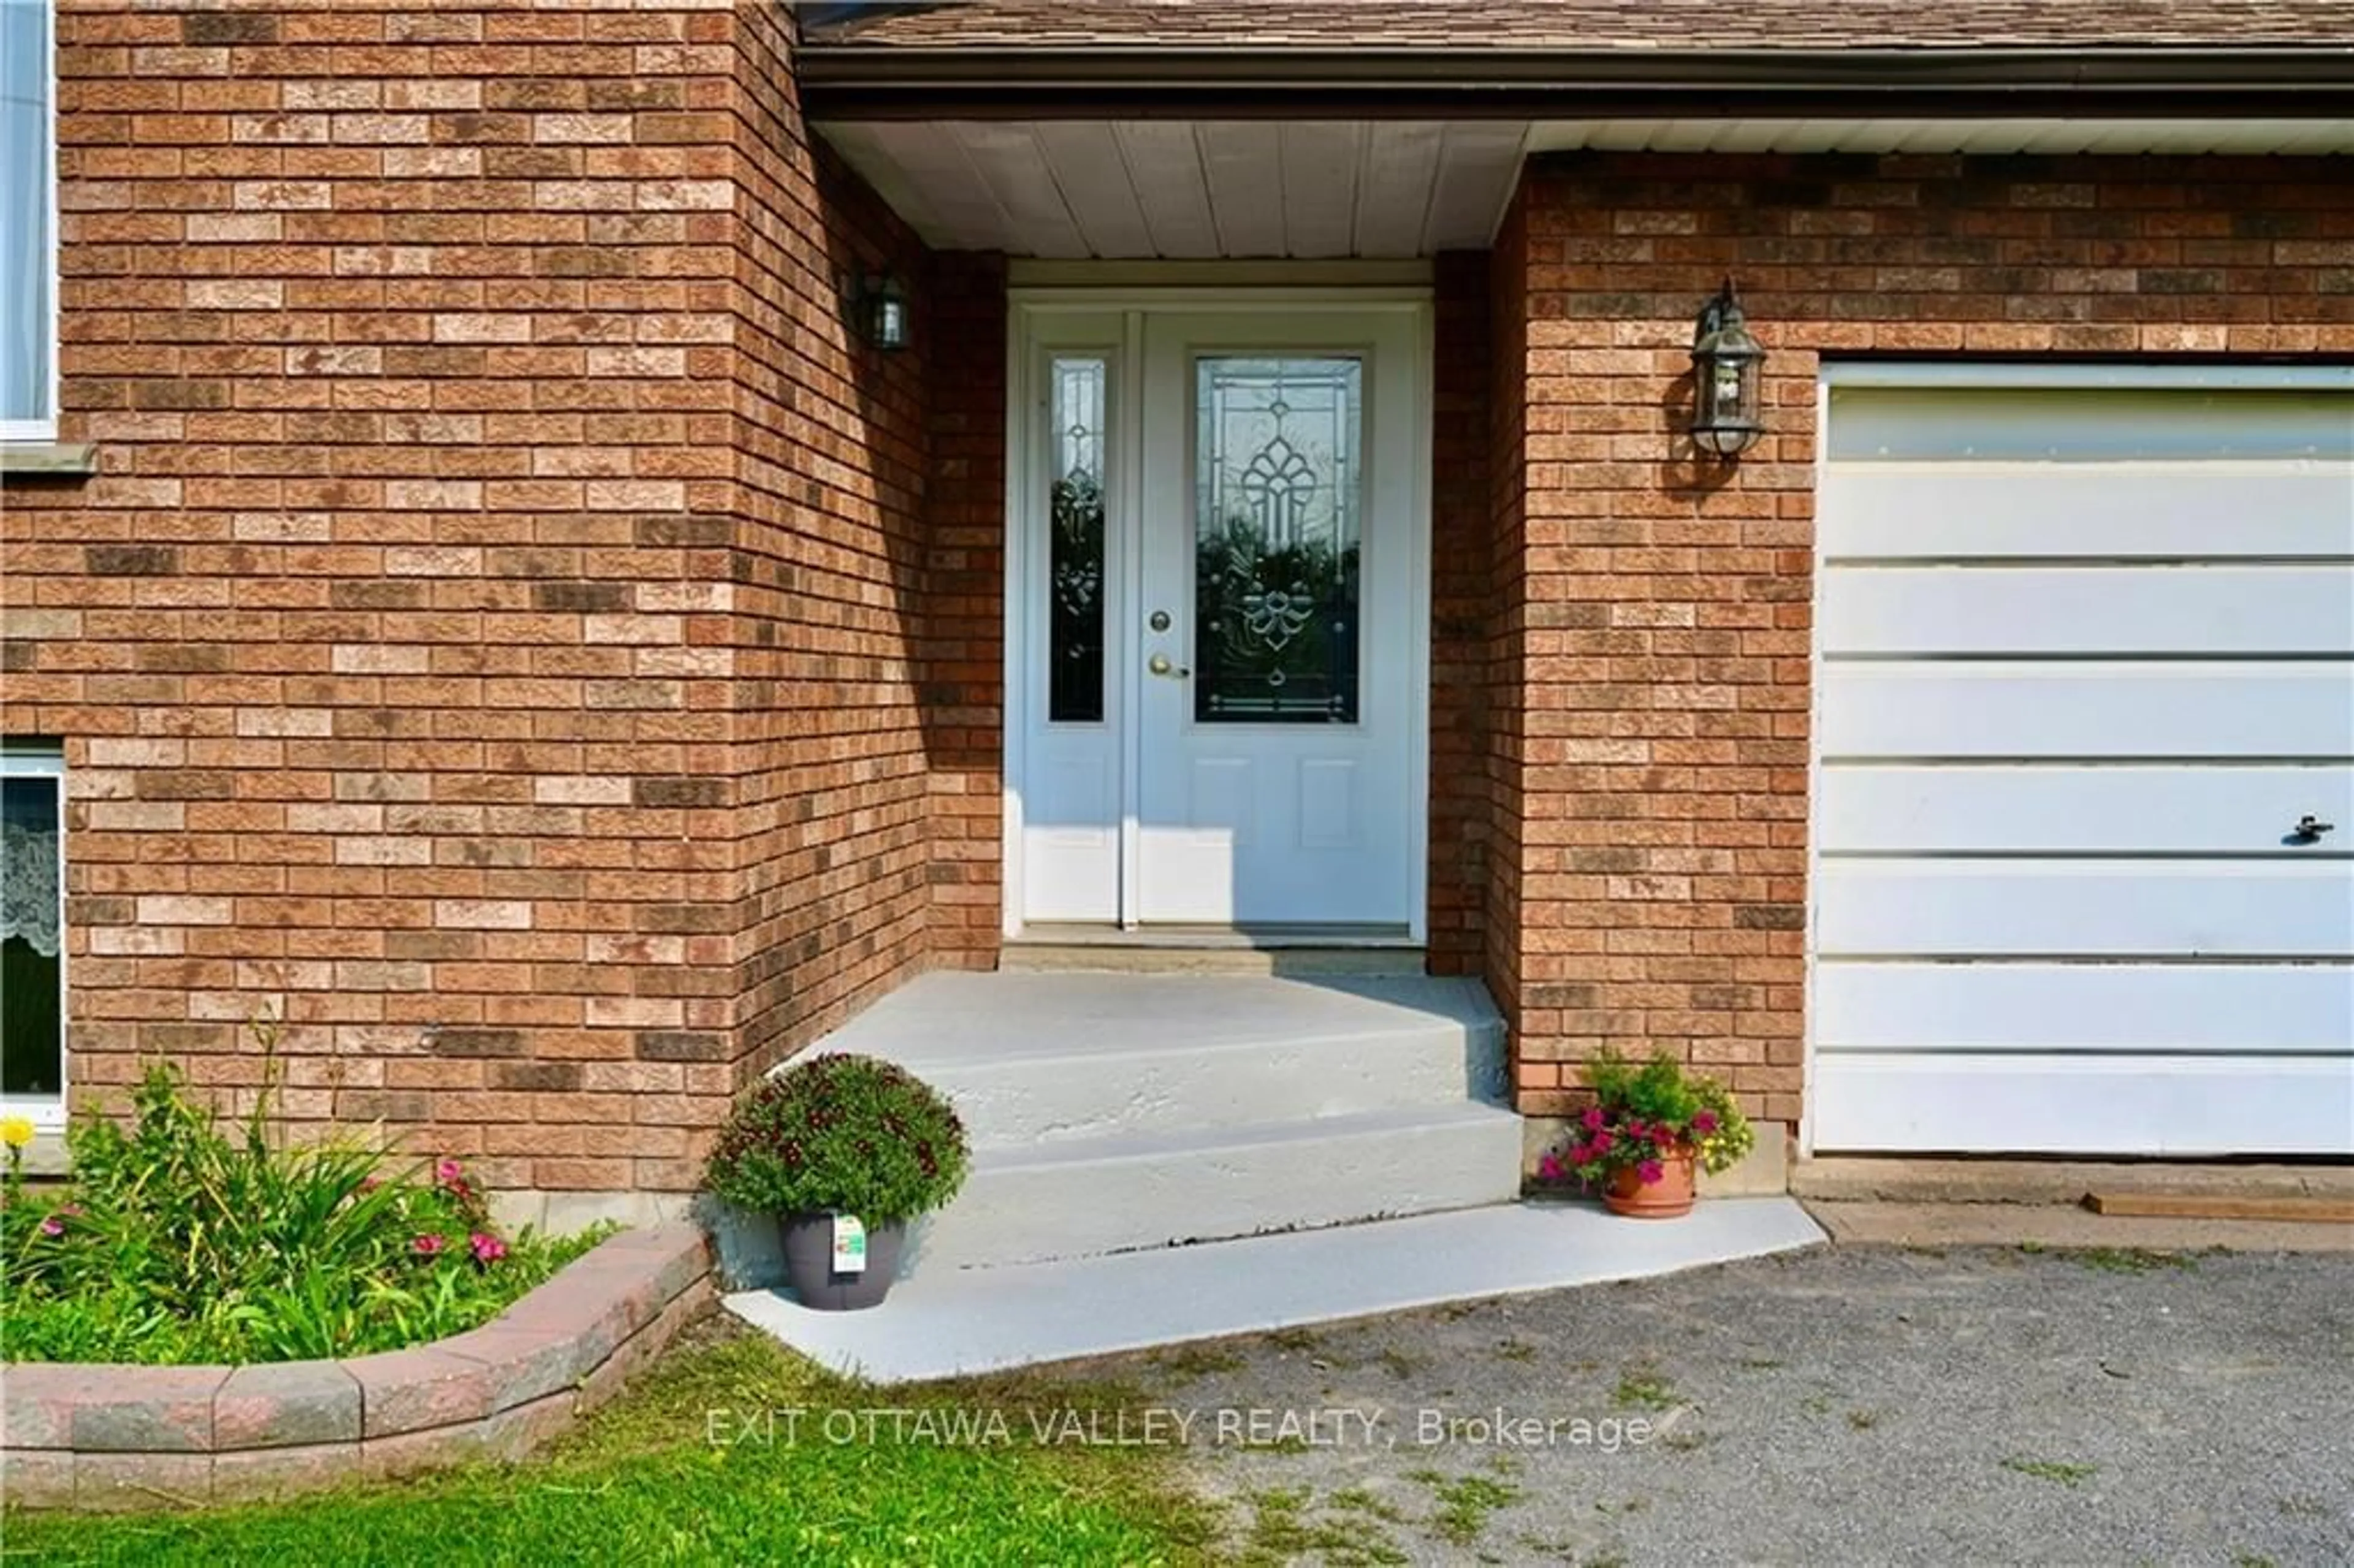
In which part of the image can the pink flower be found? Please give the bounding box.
[39,1215,64,1238]
[1537,1153,1565,1182]
[1636,1159,1666,1186]
[470,1232,507,1265]
[435,1159,463,1186]
[1590,1130,1613,1154]
[1693,1111,1719,1135]
[411,1233,444,1257]
[1580,1106,1606,1132]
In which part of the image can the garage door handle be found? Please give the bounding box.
[2290,815,2335,842]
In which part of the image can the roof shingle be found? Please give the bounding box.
[803,0,2354,51]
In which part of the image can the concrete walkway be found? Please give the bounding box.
[725,1197,1825,1383]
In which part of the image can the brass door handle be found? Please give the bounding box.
[1147,654,1190,679]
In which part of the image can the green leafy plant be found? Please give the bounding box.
[0,1038,602,1365]
[703,1052,970,1225]
[1536,1049,1754,1190]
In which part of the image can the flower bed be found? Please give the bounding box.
[1,1222,712,1511]
[2,1064,598,1365]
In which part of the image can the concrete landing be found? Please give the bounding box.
[725,1197,1827,1384]
[829,970,1503,1088]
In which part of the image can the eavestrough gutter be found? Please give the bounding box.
[794,45,2354,121]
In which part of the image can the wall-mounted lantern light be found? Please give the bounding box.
[841,268,910,352]
[1688,279,1766,460]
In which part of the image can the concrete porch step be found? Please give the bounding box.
[907,1100,1525,1273]
[1001,923,1425,976]
[831,972,1507,1144]
[728,1198,1829,1383]
[722,969,1526,1277]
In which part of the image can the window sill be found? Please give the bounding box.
[0,442,98,479]
[6,1126,69,1177]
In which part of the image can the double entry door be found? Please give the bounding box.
[1012,297,1429,933]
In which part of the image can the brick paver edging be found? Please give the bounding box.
[1,1222,712,1512]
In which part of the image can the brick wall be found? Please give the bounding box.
[1500,150,2354,1128]
[1484,191,1531,1043]
[920,252,1010,965]
[722,8,938,1089]
[0,1,984,1192]
[1424,253,1491,977]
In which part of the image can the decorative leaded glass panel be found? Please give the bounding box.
[1047,357,1107,723]
[1193,357,1362,724]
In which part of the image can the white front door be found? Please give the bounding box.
[1010,297,1429,933]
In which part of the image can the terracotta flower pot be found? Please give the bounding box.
[1602,1144,1698,1219]
[779,1212,907,1311]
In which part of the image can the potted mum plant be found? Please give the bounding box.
[704,1052,970,1311]
[1539,1050,1754,1219]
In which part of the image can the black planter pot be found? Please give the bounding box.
[778,1213,907,1311]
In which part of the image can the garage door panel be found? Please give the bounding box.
[1815,862,2354,957]
[1813,963,2354,1053]
[1819,566,2354,655]
[1817,765,2354,854]
[1813,379,2354,1159]
[1811,1054,2354,1155]
[1816,666,2354,759]
[1824,386,2354,463]
[1820,466,2354,560]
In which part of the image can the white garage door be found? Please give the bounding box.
[1810,371,2354,1155]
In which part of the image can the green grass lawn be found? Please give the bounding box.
[7,1322,1216,1566]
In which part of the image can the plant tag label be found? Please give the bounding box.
[831,1214,867,1274]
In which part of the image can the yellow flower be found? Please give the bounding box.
[0,1116,35,1149]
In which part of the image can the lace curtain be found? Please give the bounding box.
[0,819,58,957]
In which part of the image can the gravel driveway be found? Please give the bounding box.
[1086,1244,2354,1567]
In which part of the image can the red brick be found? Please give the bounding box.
[1489,149,2339,1123]
[4,4,966,1193]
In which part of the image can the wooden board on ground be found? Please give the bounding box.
[2084,1192,2354,1224]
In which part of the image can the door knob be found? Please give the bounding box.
[1147,653,1190,679]
[2290,815,2336,843]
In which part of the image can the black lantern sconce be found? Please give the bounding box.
[841,267,910,352]
[1688,280,1766,461]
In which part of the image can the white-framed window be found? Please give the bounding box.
[1,0,58,443]
[1,745,65,1122]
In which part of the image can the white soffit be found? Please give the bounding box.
[816,120,1529,259]
[818,116,2352,259]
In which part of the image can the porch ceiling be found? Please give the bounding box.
[817,115,2353,259]
[817,119,1526,259]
